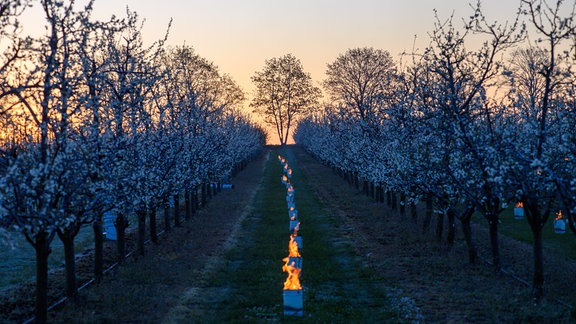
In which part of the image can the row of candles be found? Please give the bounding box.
[278,155,304,316]
[514,202,568,234]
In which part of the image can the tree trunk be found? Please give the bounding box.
[488,214,500,270]
[207,182,213,200]
[185,190,191,221]
[435,211,444,243]
[525,201,547,303]
[93,219,104,283]
[423,195,433,233]
[34,231,51,324]
[137,208,146,256]
[460,207,477,264]
[174,194,181,227]
[399,192,406,218]
[194,186,200,211]
[201,183,207,207]
[386,191,392,208]
[446,207,456,248]
[410,202,418,223]
[150,208,158,243]
[163,197,171,233]
[116,213,127,263]
[58,228,78,300]
[483,195,502,271]
[391,192,397,211]
[191,188,197,215]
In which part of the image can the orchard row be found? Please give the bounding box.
[0,2,265,322]
[295,0,576,304]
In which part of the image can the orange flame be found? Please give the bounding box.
[556,210,563,221]
[282,257,302,290]
[283,235,302,290]
[288,235,300,257]
[515,201,523,208]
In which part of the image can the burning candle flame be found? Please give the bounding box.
[556,210,563,221]
[282,258,302,290]
[515,201,523,208]
[288,235,301,257]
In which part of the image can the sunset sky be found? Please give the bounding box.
[19,0,533,143]
[20,0,526,95]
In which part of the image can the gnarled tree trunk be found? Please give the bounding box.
[33,230,52,323]
[446,207,456,248]
[163,197,171,232]
[524,199,549,303]
[115,213,128,264]
[173,194,181,227]
[93,218,104,282]
[58,225,81,299]
[423,195,433,233]
[137,208,147,256]
[459,206,477,264]
[150,208,158,243]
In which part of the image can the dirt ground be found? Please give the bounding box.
[3,146,576,322]
[0,151,267,323]
[293,147,575,322]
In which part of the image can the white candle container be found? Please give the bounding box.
[289,209,298,220]
[513,207,524,220]
[289,220,300,232]
[103,211,117,240]
[283,289,303,316]
[554,219,566,234]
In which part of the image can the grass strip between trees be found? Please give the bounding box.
[186,147,396,322]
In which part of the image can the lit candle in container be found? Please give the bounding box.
[514,202,524,220]
[282,234,303,316]
[554,210,566,234]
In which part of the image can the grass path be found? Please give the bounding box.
[163,146,396,322]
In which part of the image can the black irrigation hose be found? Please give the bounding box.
[327,165,575,312]
[23,229,168,324]
[20,159,256,323]
[476,253,573,310]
